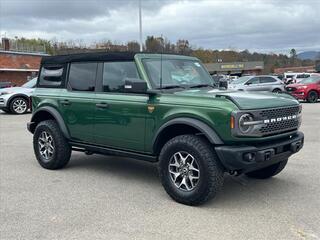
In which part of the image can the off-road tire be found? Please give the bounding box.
[33,120,71,170]
[245,159,288,179]
[158,135,224,206]
[306,91,318,103]
[9,97,28,114]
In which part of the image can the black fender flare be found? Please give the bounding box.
[152,117,224,153]
[30,106,70,139]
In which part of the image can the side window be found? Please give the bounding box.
[247,77,259,84]
[38,64,65,87]
[102,61,139,92]
[260,77,276,83]
[68,62,97,91]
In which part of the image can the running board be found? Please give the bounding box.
[70,141,158,162]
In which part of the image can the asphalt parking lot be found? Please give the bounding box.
[0,103,319,240]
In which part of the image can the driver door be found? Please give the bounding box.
[244,77,260,91]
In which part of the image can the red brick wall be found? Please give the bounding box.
[0,53,42,69]
[0,52,42,86]
[0,71,37,86]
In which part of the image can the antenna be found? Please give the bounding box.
[160,34,164,89]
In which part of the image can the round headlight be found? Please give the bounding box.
[239,113,254,133]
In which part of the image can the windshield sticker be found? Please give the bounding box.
[194,62,201,67]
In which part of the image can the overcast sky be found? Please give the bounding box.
[0,0,319,54]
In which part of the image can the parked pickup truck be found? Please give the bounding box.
[27,52,304,205]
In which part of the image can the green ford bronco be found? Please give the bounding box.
[28,52,304,205]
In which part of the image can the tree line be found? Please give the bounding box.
[1,36,316,74]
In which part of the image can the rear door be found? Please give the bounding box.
[259,76,278,91]
[93,61,148,152]
[59,62,98,143]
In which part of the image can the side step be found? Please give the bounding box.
[70,141,157,162]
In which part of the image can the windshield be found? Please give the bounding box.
[142,59,213,88]
[299,76,320,84]
[22,78,37,88]
[231,76,252,84]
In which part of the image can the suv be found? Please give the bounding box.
[27,53,304,205]
[228,75,284,93]
[0,78,36,114]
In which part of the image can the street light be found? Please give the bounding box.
[139,0,143,52]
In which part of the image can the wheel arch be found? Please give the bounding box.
[29,106,70,139]
[152,117,223,155]
[8,94,30,106]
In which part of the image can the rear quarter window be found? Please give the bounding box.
[38,64,66,87]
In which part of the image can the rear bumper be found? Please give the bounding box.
[215,131,304,173]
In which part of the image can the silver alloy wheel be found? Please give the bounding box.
[168,151,200,191]
[38,131,55,162]
[12,99,27,114]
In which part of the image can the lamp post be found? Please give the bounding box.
[139,0,143,52]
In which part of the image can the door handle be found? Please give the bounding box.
[60,100,71,106]
[96,102,109,109]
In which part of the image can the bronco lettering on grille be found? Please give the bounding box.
[263,115,297,124]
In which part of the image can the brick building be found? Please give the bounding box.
[0,38,48,86]
[205,61,264,76]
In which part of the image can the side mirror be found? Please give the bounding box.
[124,79,148,94]
[219,79,228,89]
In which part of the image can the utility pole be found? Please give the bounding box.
[139,0,143,52]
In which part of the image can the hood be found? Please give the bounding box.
[287,83,312,87]
[174,88,299,110]
[0,87,33,94]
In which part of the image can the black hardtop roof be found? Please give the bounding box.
[41,52,137,65]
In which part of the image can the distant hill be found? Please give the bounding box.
[297,51,320,60]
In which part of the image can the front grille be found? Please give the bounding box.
[258,106,300,136]
[259,106,300,118]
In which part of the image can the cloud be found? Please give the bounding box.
[0,0,319,53]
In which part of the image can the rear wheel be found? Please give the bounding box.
[307,91,318,103]
[272,88,282,93]
[158,135,224,205]
[245,159,288,179]
[10,97,28,114]
[33,120,71,170]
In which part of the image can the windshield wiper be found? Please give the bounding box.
[189,84,214,89]
[157,85,185,90]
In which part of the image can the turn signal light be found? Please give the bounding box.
[230,116,235,129]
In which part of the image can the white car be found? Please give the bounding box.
[284,72,311,84]
[0,78,36,114]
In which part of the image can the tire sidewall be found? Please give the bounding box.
[159,137,220,203]
[307,91,318,103]
[33,123,58,169]
[10,97,28,114]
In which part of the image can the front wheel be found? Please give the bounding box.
[245,159,288,179]
[307,91,318,103]
[33,120,71,170]
[158,135,224,205]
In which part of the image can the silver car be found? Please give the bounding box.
[0,78,36,114]
[228,75,285,93]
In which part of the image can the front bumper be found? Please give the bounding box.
[287,92,306,100]
[215,131,304,173]
[0,94,11,109]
